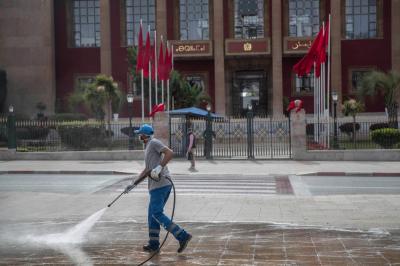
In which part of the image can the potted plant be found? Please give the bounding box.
[342,99,364,144]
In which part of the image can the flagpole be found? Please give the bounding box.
[141,69,144,122]
[170,43,174,111]
[154,30,158,105]
[161,81,164,104]
[327,15,331,148]
[314,62,317,143]
[161,35,164,103]
[147,26,152,117]
[321,22,325,147]
[167,41,170,112]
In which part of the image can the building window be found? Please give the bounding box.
[289,0,320,37]
[75,75,96,90]
[185,74,207,91]
[128,74,142,97]
[72,0,100,47]
[179,0,209,40]
[234,0,264,39]
[126,0,156,46]
[294,71,314,95]
[349,68,373,93]
[345,0,377,39]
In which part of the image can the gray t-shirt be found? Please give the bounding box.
[144,138,171,191]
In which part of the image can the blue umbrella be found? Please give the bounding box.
[168,107,223,118]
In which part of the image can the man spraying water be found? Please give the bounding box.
[124,124,192,253]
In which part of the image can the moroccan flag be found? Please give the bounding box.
[142,30,151,78]
[315,21,330,77]
[151,43,156,80]
[293,25,325,77]
[135,22,143,74]
[158,40,165,81]
[149,103,165,117]
[164,44,172,80]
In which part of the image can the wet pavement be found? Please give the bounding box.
[1,221,400,265]
[1,171,400,265]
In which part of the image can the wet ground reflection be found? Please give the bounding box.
[0,222,399,265]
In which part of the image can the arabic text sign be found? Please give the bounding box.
[284,37,313,54]
[172,41,212,57]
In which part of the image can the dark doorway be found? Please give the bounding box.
[232,71,267,116]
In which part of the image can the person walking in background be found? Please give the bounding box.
[186,127,197,172]
[124,124,192,253]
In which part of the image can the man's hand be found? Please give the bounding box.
[124,184,135,194]
[150,165,163,181]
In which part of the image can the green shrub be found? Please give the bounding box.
[339,122,360,135]
[371,128,400,149]
[49,113,88,121]
[369,123,389,131]
[57,124,109,150]
[16,127,50,140]
[0,124,7,141]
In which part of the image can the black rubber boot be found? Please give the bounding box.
[177,234,192,253]
[142,244,159,253]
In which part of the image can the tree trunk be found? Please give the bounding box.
[387,103,398,129]
[107,100,112,134]
[352,115,356,146]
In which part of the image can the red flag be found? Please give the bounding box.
[135,22,143,74]
[315,21,330,77]
[149,103,165,117]
[158,40,165,81]
[287,100,303,113]
[142,31,151,78]
[164,44,172,80]
[293,25,325,77]
[151,43,156,80]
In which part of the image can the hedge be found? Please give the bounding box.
[371,128,400,149]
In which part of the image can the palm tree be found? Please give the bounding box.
[170,70,211,109]
[360,70,400,128]
[85,75,122,132]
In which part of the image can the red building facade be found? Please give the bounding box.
[53,0,397,117]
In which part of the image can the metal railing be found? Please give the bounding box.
[10,119,150,152]
[306,117,400,150]
[170,115,291,159]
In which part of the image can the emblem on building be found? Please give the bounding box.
[243,42,252,52]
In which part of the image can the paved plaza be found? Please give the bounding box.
[1,221,400,265]
[0,160,399,265]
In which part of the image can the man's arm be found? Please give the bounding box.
[160,146,173,167]
[132,168,151,185]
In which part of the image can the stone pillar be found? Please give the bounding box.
[156,0,167,42]
[100,0,112,76]
[213,0,226,115]
[392,0,400,103]
[290,109,307,160]
[271,0,283,116]
[0,0,56,116]
[153,112,170,147]
[331,0,342,108]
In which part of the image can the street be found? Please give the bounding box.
[0,167,400,265]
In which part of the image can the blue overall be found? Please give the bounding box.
[148,185,189,248]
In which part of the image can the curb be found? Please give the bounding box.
[0,170,135,175]
[300,172,400,177]
[1,171,400,177]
